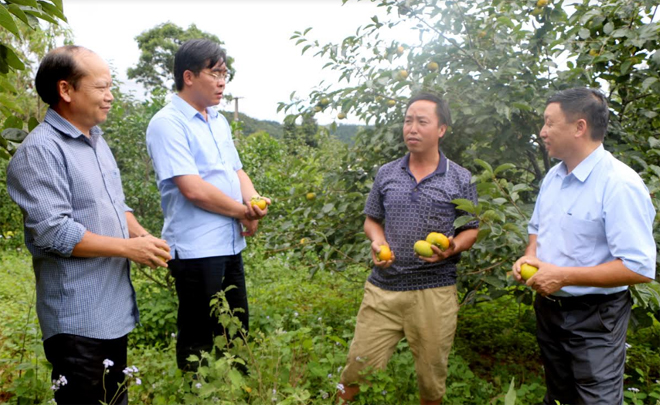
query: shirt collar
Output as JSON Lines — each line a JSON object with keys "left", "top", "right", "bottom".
{"left": 44, "top": 108, "right": 103, "bottom": 139}
{"left": 559, "top": 144, "right": 605, "bottom": 182}
{"left": 401, "top": 151, "right": 449, "bottom": 176}
{"left": 172, "top": 94, "right": 219, "bottom": 121}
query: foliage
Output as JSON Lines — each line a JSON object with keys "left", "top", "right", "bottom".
{"left": 0, "top": 0, "right": 67, "bottom": 160}
{"left": 127, "top": 22, "right": 235, "bottom": 93}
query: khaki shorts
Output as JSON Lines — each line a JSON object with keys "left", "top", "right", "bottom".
{"left": 340, "top": 281, "right": 459, "bottom": 401}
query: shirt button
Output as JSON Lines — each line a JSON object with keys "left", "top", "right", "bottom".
{"left": 414, "top": 188, "right": 418, "bottom": 191}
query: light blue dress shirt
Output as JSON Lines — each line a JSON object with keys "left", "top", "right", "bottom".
{"left": 6, "top": 109, "right": 138, "bottom": 340}
{"left": 529, "top": 144, "right": 656, "bottom": 297}
{"left": 146, "top": 95, "right": 246, "bottom": 259}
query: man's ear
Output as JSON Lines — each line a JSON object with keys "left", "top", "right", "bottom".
{"left": 183, "top": 70, "right": 195, "bottom": 87}
{"left": 58, "top": 80, "right": 72, "bottom": 103}
{"left": 575, "top": 118, "right": 588, "bottom": 139}
{"left": 438, "top": 124, "right": 448, "bottom": 140}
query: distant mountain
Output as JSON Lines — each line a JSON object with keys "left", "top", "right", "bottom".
{"left": 219, "top": 111, "right": 366, "bottom": 144}
{"left": 220, "top": 111, "right": 283, "bottom": 138}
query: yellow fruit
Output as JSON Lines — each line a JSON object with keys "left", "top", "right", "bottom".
{"left": 478, "top": 31, "right": 487, "bottom": 39}
{"left": 300, "top": 238, "right": 307, "bottom": 245}
{"left": 337, "top": 112, "right": 346, "bottom": 119}
{"left": 398, "top": 69, "right": 409, "bottom": 80}
{"left": 414, "top": 240, "right": 434, "bottom": 257}
{"left": 251, "top": 197, "right": 267, "bottom": 210}
{"left": 387, "top": 99, "right": 396, "bottom": 107}
{"left": 520, "top": 263, "right": 538, "bottom": 281}
{"left": 426, "top": 232, "right": 449, "bottom": 251}
{"left": 320, "top": 98, "right": 330, "bottom": 106}
{"left": 306, "top": 192, "right": 316, "bottom": 201}
{"left": 397, "top": 45, "right": 405, "bottom": 55}
{"left": 589, "top": 49, "right": 599, "bottom": 57}
{"left": 536, "top": 0, "right": 548, "bottom": 6}
{"left": 377, "top": 245, "right": 392, "bottom": 261}
{"left": 426, "top": 61, "right": 439, "bottom": 71}
{"left": 314, "top": 106, "right": 322, "bottom": 112}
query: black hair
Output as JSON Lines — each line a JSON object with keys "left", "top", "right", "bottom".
{"left": 174, "top": 39, "right": 226, "bottom": 91}
{"left": 546, "top": 87, "right": 609, "bottom": 141}
{"left": 35, "top": 45, "right": 87, "bottom": 106}
{"left": 406, "top": 92, "right": 452, "bottom": 127}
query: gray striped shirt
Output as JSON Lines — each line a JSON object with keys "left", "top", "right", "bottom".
{"left": 6, "top": 109, "right": 138, "bottom": 340}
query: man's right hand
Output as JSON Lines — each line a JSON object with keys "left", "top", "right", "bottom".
{"left": 124, "top": 235, "right": 171, "bottom": 269}
{"left": 371, "top": 240, "right": 395, "bottom": 268}
{"left": 512, "top": 255, "right": 538, "bottom": 283}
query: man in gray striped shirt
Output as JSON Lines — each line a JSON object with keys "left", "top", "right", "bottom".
{"left": 6, "top": 46, "right": 171, "bottom": 405}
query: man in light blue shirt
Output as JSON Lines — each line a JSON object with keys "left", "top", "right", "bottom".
{"left": 513, "top": 88, "right": 656, "bottom": 405}
{"left": 146, "top": 39, "right": 268, "bottom": 371}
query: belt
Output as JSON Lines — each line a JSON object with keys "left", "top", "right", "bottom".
{"left": 542, "top": 290, "right": 628, "bottom": 310}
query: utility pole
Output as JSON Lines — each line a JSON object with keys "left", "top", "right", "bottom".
{"left": 233, "top": 97, "right": 244, "bottom": 122}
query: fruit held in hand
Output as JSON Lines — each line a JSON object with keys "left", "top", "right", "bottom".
{"left": 414, "top": 240, "right": 434, "bottom": 257}
{"left": 250, "top": 196, "right": 267, "bottom": 210}
{"left": 426, "top": 232, "right": 449, "bottom": 251}
{"left": 377, "top": 245, "right": 392, "bottom": 261}
{"left": 520, "top": 263, "right": 538, "bottom": 280}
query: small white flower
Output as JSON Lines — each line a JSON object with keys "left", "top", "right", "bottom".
{"left": 103, "top": 359, "right": 114, "bottom": 369}
{"left": 171, "top": 333, "right": 176, "bottom": 338}
{"left": 336, "top": 383, "right": 345, "bottom": 394}
{"left": 272, "top": 389, "right": 277, "bottom": 394}
{"left": 195, "top": 382, "right": 202, "bottom": 389}
{"left": 355, "top": 356, "right": 362, "bottom": 361}
{"left": 131, "top": 365, "right": 139, "bottom": 373}
{"left": 318, "top": 317, "right": 322, "bottom": 321}
{"left": 135, "top": 378, "right": 141, "bottom": 386}
{"left": 123, "top": 367, "right": 133, "bottom": 376}
{"left": 294, "top": 312, "right": 299, "bottom": 317}
{"left": 51, "top": 384, "right": 58, "bottom": 391}
{"left": 328, "top": 373, "right": 333, "bottom": 379}
{"left": 628, "top": 387, "right": 640, "bottom": 393}
{"left": 625, "top": 343, "right": 632, "bottom": 349}
{"left": 58, "top": 375, "right": 67, "bottom": 385}
{"left": 320, "top": 390, "right": 329, "bottom": 399}
{"left": 266, "top": 316, "right": 270, "bottom": 319}
{"left": 382, "top": 390, "right": 388, "bottom": 395}
{"left": 337, "top": 366, "right": 343, "bottom": 372}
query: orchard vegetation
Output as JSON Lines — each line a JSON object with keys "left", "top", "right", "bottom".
{"left": 1, "top": 0, "right": 660, "bottom": 404}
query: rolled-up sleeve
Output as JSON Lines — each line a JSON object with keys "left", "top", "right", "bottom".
{"left": 7, "top": 143, "right": 86, "bottom": 256}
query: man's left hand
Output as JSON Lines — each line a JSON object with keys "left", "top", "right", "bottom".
{"left": 418, "top": 236, "right": 456, "bottom": 263}
{"left": 241, "top": 218, "right": 259, "bottom": 237}
{"left": 526, "top": 261, "right": 566, "bottom": 296}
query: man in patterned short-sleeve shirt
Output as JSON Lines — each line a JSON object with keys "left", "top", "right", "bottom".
{"left": 339, "top": 93, "right": 479, "bottom": 404}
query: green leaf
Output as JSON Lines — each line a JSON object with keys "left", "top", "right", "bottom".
{"left": 0, "top": 44, "right": 25, "bottom": 70}
{"left": 603, "top": 22, "right": 614, "bottom": 35}
{"left": 578, "top": 28, "right": 591, "bottom": 39}
{"left": 37, "top": 1, "right": 66, "bottom": 22}
{"left": 454, "top": 215, "right": 475, "bottom": 229}
{"left": 476, "top": 228, "right": 491, "bottom": 243}
{"left": 7, "top": 4, "right": 30, "bottom": 26}
{"left": 0, "top": 5, "right": 20, "bottom": 37}
{"left": 0, "top": 75, "right": 17, "bottom": 93}
{"left": 504, "top": 377, "right": 517, "bottom": 405}
{"left": 494, "top": 163, "right": 516, "bottom": 175}
{"left": 0, "top": 93, "right": 24, "bottom": 114}
{"left": 6, "top": 0, "right": 39, "bottom": 7}
{"left": 27, "top": 116, "right": 39, "bottom": 131}
{"left": 642, "top": 77, "right": 657, "bottom": 92}
{"left": 474, "top": 158, "right": 493, "bottom": 174}
{"left": 322, "top": 203, "right": 334, "bottom": 213}
{"left": 620, "top": 59, "right": 633, "bottom": 75}
{"left": 511, "top": 102, "right": 532, "bottom": 111}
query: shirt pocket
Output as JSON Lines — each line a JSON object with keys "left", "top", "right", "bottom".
{"left": 426, "top": 201, "right": 456, "bottom": 232}
{"left": 559, "top": 214, "right": 604, "bottom": 265}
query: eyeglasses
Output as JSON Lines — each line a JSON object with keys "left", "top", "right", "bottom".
{"left": 202, "top": 70, "right": 229, "bottom": 82}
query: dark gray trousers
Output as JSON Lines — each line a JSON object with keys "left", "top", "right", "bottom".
{"left": 534, "top": 290, "right": 631, "bottom": 405}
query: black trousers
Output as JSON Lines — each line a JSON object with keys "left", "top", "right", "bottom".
{"left": 169, "top": 253, "right": 249, "bottom": 371}
{"left": 43, "top": 333, "right": 128, "bottom": 405}
{"left": 534, "top": 290, "right": 631, "bottom": 405}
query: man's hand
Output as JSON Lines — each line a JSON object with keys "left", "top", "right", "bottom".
{"left": 512, "top": 255, "right": 538, "bottom": 283}
{"left": 124, "top": 235, "right": 171, "bottom": 269}
{"left": 418, "top": 236, "right": 456, "bottom": 263}
{"left": 245, "top": 196, "right": 271, "bottom": 220}
{"left": 240, "top": 218, "right": 259, "bottom": 237}
{"left": 512, "top": 256, "right": 566, "bottom": 296}
{"left": 371, "top": 240, "right": 395, "bottom": 268}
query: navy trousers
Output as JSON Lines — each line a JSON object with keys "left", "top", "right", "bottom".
{"left": 169, "top": 253, "right": 249, "bottom": 371}
{"left": 44, "top": 333, "right": 128, "bottom": 405}
{"left": 534, "top": 290, "right": 631, "bottom": 405}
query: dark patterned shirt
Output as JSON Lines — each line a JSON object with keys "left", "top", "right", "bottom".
{"left": 365, "top": 152, "right": 478, "bottom": 291}
{"left": 6, "top": 109, "right": 138, "bottom": 340}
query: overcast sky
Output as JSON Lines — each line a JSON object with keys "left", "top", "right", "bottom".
{"left": 61, "top": 0, "right": 411, "bottom": 125}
